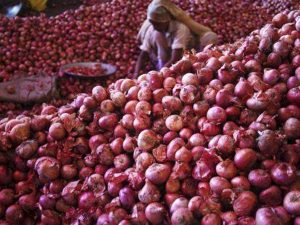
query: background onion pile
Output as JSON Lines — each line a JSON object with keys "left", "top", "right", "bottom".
{"left": 1, "top": 0, "right": 299, "bottom": 114}
{"left": 0, "top": 9, "right": 300, "bottom": 225}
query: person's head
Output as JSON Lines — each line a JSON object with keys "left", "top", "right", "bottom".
{"left": 147, "top": 6, "right": 171, "bottom": 32}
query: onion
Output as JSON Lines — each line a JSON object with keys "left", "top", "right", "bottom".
{"left": 119, "top": 187, "right": 136, "bottom": 209}
{"left": 182, "top": 73, "right": 199, "bottom": 86}
{"left": 100, "top": 100, "right": 115, "bottom": 113}
{"left": 266, "top": 52, "right": 282, "bottom": 68}
{"left": 259, "top": 185, "right": 282, "bottom": 206}
{"left": 153, "top": 88, "right": 168, "bottom": 103}
{"left": 256, "top": 207, "right": 290, "bottom": 225}
{"left": 34, "top": 156, "right": 60, "bottom": 182}
{"left": 39, "top": 195, "right": 56, "bottom": 210}
{"left": 234, "top": 148, "right": 257, "bottom": 171}
{"left": 162, "top": 96, "right": 182, "bottom": 112}
{"left": 201, "top": 213, "right": 222, "bottom": 225}
{"left": 136, "top": 152, "right": 155, "bottom": 172}
{"left": 263, "top": 69, "right": 280, "bottom": 85}
{"left": 233, "top": 191, "right": 257, "bottom": 216}
{"left": 283, "top": 118, "right": 300, "bottom": 139}
{"left": 92, "top": 85, "right": 107, "bottom": 102}
{"left": 9, "top": 123, "right": 30, "bottom": 143}
{"left": 5, "top": 204, "right": 25, "bottom": 224}
{"left": 209, "top": 176, "right": 231, "bottom": 195}
{"left": 216, "top": 135, "right": 235, "bottom": 155}
{"left": 283, "top": 191, "right": 300, "bottom": 216}
{"left": 165, "top": 115, "right": 183, "bottom": 131}
{"left": 137, "top": 129, "right": 158, "bottom": 151}
{"left": 61, "top": 164, "right": 77, "bottom": 180}
{"left": 145, "top": 163, "right": 171, "bottom": 184}
{"left": 170, "top": 197, "right": 189, "bottom": 213}
{"left": 248, "top": 169, "right": 271, "bottom": 189}
{"left": 146, "top": 71, "right": 163, "bottom": 90}
{"left": 152, "top": 144, "right": 167, "bottom": 163}
{"left": 179, "top": 85, "right": 198, "bottom": 104}
{"left": 163, "top": 77, "right": 176, "bottom": 91}
{"left": 197, "top": 67, "right": 214, "bottom": 85}
{"left": 138, "top": 180, "right": 161, "bottom": 204}
{"left": 98, "top": 114, "right": 118, "bottom": 131}
{"left": 89, "top": 135, "right": 107, "bottom": 152}
{"left": 96, "top": 144, "right": 114, "bottom": 166}
{"left": 257, "top": 130, "right": 281, "bottom": 157}
{"left": 171, "top": 208, "right": 195, "bottom": 225}
{"left": 271, "top": 162, "right": 296, "bottom": 185}
{"left": 207, "top": 106, "right": 227, "bottom": 124}
{"left": 217, "top": 65, "right": 238, "bottom": 84}
{"left": 114, "top": 154, "right": 131, "bottom": 171}
{"left": 145, "top": 202, "right": 166, "bottom": 225}
{"left": 48, "top": 123, "right": 66, "bottom": 141}
{"left": 138, "top": 87, "right": 152, "bottom": 101}
{"left": 216, "top": 160, "right": 237, "bottom": 179}
{"left": 16, "top": 140, "right": 38, "bottom": 159}
{"left": 0, "top": 189, "right": 15, "bottom": 206}
{"left": 246, "top": 92, "right": 270, "bottom": 111}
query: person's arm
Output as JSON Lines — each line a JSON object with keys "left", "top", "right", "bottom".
{"left": 132, "top": 50, "right": 149, "bottom": 78}
{"left": 163, "top": 48, "right": 183, "bottom": 68}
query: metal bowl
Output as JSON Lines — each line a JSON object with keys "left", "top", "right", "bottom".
{"left": 60, "top": 62, "right": 117, "bottom": 79}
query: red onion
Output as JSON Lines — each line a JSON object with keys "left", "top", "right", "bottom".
{"left": 283, "top": 191, "right": 300, "bottom": 216}
{"left": 197, "top": 67, "right": 214, "bottom": 85}
{"left": 233, "top": 191, "right": 257, "bottom": 216}
{"left": 263, "top": 69, "right": 280, "bottom": 85}
{"left": 248, "top": 169, "right": 271, "bottom": 189}
{"left": 163, "top": 77, "right": 176, "bottom": 91}
{"left": 5, "top": 204, "right": 24, "bottom": 224}
{"left": 171, "top": 208, "right": 195, "bottom": 225}
{"left": 34, "top": 156, "right": 60, "bottom": 182}
{"left": 234, "top": 148, "right": 257, "bottom": 171}
{"left": 257, "top": 130, "right": 282, "bottom": 157}
{"left": 119, "top": 187, "right": 136, "bottom": 209}
{"left": 271, "top": 162, "right": 296, "bottom": 185}
{"left": 162, "top": 96, "right": 182, "bottom": 112}
{"left": 283, "top": 118, "right": 300, "bottom": 139}
{"left": 216, "top": 160, "right": 237, "bottom": 179}
{"left": 145, "top": 163, "right": 171, "bottom": 185}
{"left": 201, "top": 213, "right": 222, "bottom": 225}
{"left": 231, "top": 176, "right": 251, "bottom": 192}
{"left": 165, "top": 115, "right": 183, "bottom": 131}
{"left": 138, "top": 180, "right": 161, "bottom": 204}
{"left": 207, "top": 106, "right": 227, "bottom": 124}
{"left": 179, "top": 85, "right": 198, "bottom": 104}
{"left": 259, "top": 185, "right": 282, "bottom": 206}
{"left": 145, "top": 202, "right": 166, "bottom": 225}
{"left": 0, "top": 189, "right": 15, "bottom": 206}
{"left": 209, "top": 176, "right": 231, "bottom": 195}
{"left": 146, "top": 71, "right": 163, "bottom": 90}
{"left": 98, "top": 114, "right": 118, "bottom": 131}
{"left": 92, "top": 85, "right": 107, "bottom": 102}
{"left": 137, "top": 129, "right": 158, "bottom": 151}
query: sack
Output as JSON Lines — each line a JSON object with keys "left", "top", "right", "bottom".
{"left": 0, "top": 73, "right": 59, "bottom": 104}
